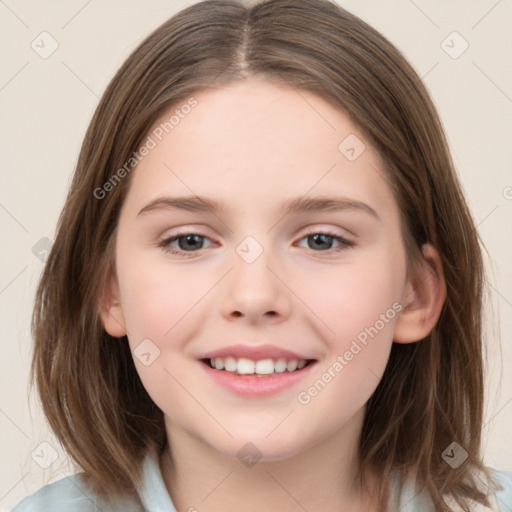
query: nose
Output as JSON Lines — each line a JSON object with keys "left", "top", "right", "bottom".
{"left": 220, "top": 243, "right": 292, "bottom": 324}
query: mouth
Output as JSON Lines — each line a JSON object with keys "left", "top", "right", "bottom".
{"left": 200, "top": 357, "right": 317, "bottom": 377}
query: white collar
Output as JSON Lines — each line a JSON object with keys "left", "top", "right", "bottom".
{"left": 138, "top": 451, "right": 177, "bottom": 512}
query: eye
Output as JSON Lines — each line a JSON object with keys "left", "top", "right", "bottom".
{"left": 158, "top": 232, "right": 215, "bottom": 256}
{"left": 296, "top": 230, "right": 354, "bottom": 253}
{"left": 158, "top": 229, "right": 354, "bottom": 257}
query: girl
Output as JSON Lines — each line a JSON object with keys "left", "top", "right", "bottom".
{"left": 11, "top": 0, "right": 512, "bottom": 511}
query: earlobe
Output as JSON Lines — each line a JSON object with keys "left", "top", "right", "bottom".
{"left": 393, "top": 244, "right": 446, "bottom": 344}
{"left": 98, "top": 274, "right": 127, "bottom": 338}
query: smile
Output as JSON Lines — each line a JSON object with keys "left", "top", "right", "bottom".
{"left": 199, "top": 357, "right": 317, "bottom": 397}
{"left": 202, "top": 357, "right": 314, "bottom": 376}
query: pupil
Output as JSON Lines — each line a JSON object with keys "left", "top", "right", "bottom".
{"left": 177, "top": 234, "right": 334, "bottom": 252}
{"left": 179, "top": 235, "right": 203, "bottom": 251}
{"left": 310, "top": 234, "right": 332, "bottom": 250}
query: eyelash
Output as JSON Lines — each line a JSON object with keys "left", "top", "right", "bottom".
{"left": 157, "top": 230, "right": 354, "bottom": 257}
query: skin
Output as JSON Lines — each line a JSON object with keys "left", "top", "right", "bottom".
{"left": 101, "top": 76, "right": 445, "bottom": 512}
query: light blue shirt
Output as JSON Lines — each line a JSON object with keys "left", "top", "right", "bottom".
{"left": 10, "top": 451, "right": 512, "bottom": 511}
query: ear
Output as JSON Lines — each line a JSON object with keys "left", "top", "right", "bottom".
{"left": 393, "top": 243, "right": 446, "bottom": 344}
{"left": 98, "top": 273, "right": 127, "bottom": 338}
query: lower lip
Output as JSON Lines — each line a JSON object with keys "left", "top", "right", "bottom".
{"left": 199, "top": 361, "right": 316, "bottom": 397}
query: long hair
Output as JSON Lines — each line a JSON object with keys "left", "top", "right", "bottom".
{"left": 31, "top": 1, "right": 490, "bottom": 509}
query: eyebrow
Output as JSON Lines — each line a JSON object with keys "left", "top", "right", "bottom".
{"left": 137, "top": 194, "right": 380, "bottom": 220}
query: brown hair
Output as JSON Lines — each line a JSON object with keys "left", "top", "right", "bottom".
{"left": 31, "top": 0, "right": 493, "bottom": 509}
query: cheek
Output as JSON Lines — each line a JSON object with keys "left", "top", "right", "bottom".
{"left": 115, "top": 235, "right": 406, "bottom": 426}
{"left": 292, "top": 281, "right": 400, "bottom": 435}
{"left": 290, "top": 253, "right": 405, "bottom": 410}
{"left": 116, "top": 253, "right": 215, "bottom": 396}
{"left": 115, "top": 258, "right": 208, "bottom": 416}
{"left": 117, "top": 254, "right": 203, "bottom": 342}
{"left": 296, "top": 256, "right": 405, "bottom": 345}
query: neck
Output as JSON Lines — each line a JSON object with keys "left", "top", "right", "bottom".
{"left": 159, "top": 410, "right": 377, "bottom": 512}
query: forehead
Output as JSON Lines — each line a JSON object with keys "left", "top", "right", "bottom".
{"left": 122, "top": 77, "right": 397, "bottom": 223}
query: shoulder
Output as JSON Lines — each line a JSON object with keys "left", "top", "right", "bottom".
{"left": 394, "top": 468, "right": 512, "bottom": 512}
{"left": 440, "top": 469, "right": 512, "bottom": 512}
{"left": 9, "top": 472, "right": 142, "bottom": 512}
{"left": 10, "top": 451, "right": 175, "bottom": 512}
{"left": 491, "top": 469, "right": 512, "bottom": 511}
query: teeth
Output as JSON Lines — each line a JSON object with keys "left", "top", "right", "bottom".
{"left": 255, "top": 359, "right": 274, "bottom": 374}
{"left": 274, "top": 358, "right": 287, "bottom": 373}
{"left": 207, "top": 356, "right": 310, "bottom": 375}
{"left": 224, "top": 356, "right": 237, "bottom": 372}
{"left": 237, "top": 358, "right": 255, "bottom": 375}
{"left": 286, "top": 360, "right": 298, "bottom": 372}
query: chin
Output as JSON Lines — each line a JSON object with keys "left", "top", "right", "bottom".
{"left": 205, "top": 429, "right": 311, "bottom": 465}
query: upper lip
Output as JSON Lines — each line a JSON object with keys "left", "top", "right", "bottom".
{"left": 198, "top": 344, "right": 315, "bottom": 361}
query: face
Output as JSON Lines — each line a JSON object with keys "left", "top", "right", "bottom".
{"left": 103, "top": 77, "right": 412, "bottom": 461}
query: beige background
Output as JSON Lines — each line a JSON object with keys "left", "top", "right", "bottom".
{"left": 0, "top": 0, "right": 511, "bottom": 508}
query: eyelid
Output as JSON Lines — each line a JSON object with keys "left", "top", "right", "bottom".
{"left": 158, "top": 224, "right": 353, "bottom": 243}
{"left": 295, "top": 228, "right": 354, "bottom": 251}
{"left": 157, "top": 233, "right": 214, "bottom": 258}
{"left": 157, "top": 226, "right": 213, "bottom": 243}
{"left": 157, "top": 225, "right": 355, "bottom": 257}
{"left": 295, "top": 223, "right": 355, "bottom": 243}
{"left": 158, "top": 229, "right": 215, "bottom": 248}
